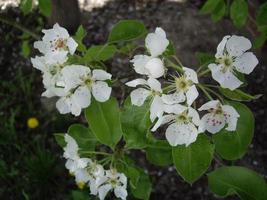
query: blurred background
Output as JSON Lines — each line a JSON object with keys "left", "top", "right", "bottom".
{"left": 0, "top": 0, "right": 266, "bottom": 199}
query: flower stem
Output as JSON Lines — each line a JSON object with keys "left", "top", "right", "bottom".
{"left": 197, "top": 84, "right": 213, "bottom": 100}
{"left": 0, "top": 16, "right": 40, "bottom": 40}
{"left": 166, "top": 58, "right": 183, "bottom": 73}
{"left": 203, "top": 86, "right": 225, "bottom": 103}
{"left": 79, "top": 151, "right": 111, "bottom": 156}
{"left": 198, "top": 68, "right": 210, "bottom": 77}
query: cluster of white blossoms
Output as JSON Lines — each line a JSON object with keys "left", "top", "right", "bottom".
{"left": 126, "top": 28, "right": 257, "bottom": 147}
{"left": 64, "top": 134, "right": 127, "bottom": 200}
{"left": 31, "top": 23, "right": 112, "bottom": 116}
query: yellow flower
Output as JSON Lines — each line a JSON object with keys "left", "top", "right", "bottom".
{"left": 27, "top": 117, "right": 39, "bottom": 129}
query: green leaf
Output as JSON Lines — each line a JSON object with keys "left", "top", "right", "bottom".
{"left": 256, "top": 2, "right": 267, "bottom": 27}
{"left": 108, "top": 20, "right": 147, "bottom": 43}
{"left": 71, "top": 190, "right": 92, "bottom": 200}
{"left": 163, "top": 41, "right": 176, "bottom": 56}
{"left": 230, "top": 0, "right": 248, "bottom": 28}
{"left": 211, "top": 0, "right": 226, "bottom": 22}
{"left": 131, "top": 170, "right": 152, "bottom": 200}
{"left": 146, "top": 139, "right": 172, "bottom": 166}
{"left": 54, "top": 133, "right": 66, "bottom": 148}
{"left": 20, "top": 0, "right": 32, "bottom": 15}
{"left": 208, "top": 166, "right": 267, "bottom": 200}
{"left": 74, "top": 25, "right": 87, "bottom": 52}
{"left": 195, "top": 52, "right": 215, "bottom": 67}
{"left": 121, "top": 98, "right": 151, "bottom": 149}
{"left": 200, "top": 0, "right": 221, "bottom": 15}
{"left": 21, "top": 41, "right": 30, "bottom": 58}
{"left": 172, "top": 134, "right": 214, "bottom": 184}
{"left": 213, "top": 101, "right": 254, "bottom": 160}
{"left": 253, "top": 32, "right": 267, "bottom": 48}
{"left": 85, "top": 97, "right": 123, "bottom": 150}
{"left": 219, "top": 88, "right": 262, "bottom": 102}
{"left": 124, "top": 166, "right": 140, "bottom": 189}
{"left": 38, "top": 0, "right": 52, "bottom": 17}
{"left": 84, "top": 45, "right": 117, "bottom": 62}
{"left": 68, "top": 124, "right": 97, "bottom": 152}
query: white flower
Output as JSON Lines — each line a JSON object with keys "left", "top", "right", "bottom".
{"left": 56, "top": 65, "right": 112, "bottom": 116}
{"left": 97, "top": 169, "right": 127, "bottom": 200}
{"left": 152, "top": 105, "right": 201, "bottom": 147}
{"left": 31, "top": 51, "right": 68, "bottom": 97}
{"left": 126, "top": 77, "right": 164, "bottom": 122}
{"left": 209, "top": 35, "right": 258, "bottom": 90}
{"left": 198, "top": 100, "right": 240, "bottom": 134}
{"left": 34, "top": 23, "right": 78, "bottom": 55}
{"left": 130, "top": 27, "right": 169, "bottom": 78}
{"left": 165, "top": 67, "right": 199, "bottom": 106}
{"left": 63, "top": 134, "right": 91, "bottom": 173}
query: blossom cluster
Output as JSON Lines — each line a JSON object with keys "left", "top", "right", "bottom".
{"left": 126, "top": 28, "right": 258, "bottom": 147}
{"left": 64, "top": 134, "right": 127, "bottom": 200}
{"left": 31, "top": 23, "right": 112, "bottom": 116}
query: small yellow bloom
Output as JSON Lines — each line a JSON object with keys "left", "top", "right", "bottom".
{"left": 27, "top": 117, "right": 39, "bottom": 129}
{"left": 76, "top": 182, "right": 85, "bottom": 190}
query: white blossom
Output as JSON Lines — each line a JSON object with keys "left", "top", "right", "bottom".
{"left": 126, "top": 77, "right": 165, "bottom": 122}
{"left": 97, "top": 169, "right": 127, "bottom": 200}
{"left": 198, "top": 100, "right": 240, "bottom": 134}
{"left": 130, "top": 27, "right": 169, "bottom": 78}
{"left": 209, "top": 35, "right": 258, "bottom": 90}
{"left": 56, "top": 65, "right": 112, "bottom": 116}
{"left": 34, "top": 23, "right": 78, "bottom": 55}
{"left": 165, "top": 67, "right": 199, "bottom": 106}
{"left": 152, "top": 104, "right": 201, "bottom": 147}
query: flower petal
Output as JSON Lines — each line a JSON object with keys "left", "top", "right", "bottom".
{"left": 215, "top": 35, "right": 230, "bottom": 58}
{"left": 233, "top": 52, "right": 258, "bottom": 74}
{"left": 98, "top": 184, "right": 112, "bottom": 200}
{"left": 151, "top": 114, "right": 175, "bottom": 132}
{"left": 92, "top": 69, "right": 112, "bottom": 81}
{"left": 188, "top": 107, "right": 200, "bottom": 126}
{"left": 226, "top": 35, "right": 252, "bottom": 57}
{"left": 150, "top": 95, "right": 164, "bottom": 122}
{"left": 186, "top": 85, "right": 198, "bottom": 106}
{"left": 73, "top": 86, "right": 91, "bottom": 108}
{"left": 145, "top": 27, "right": 169, "bottom": 57}
{"left": 125, "top": 78, "right": 147, "bottom": 87}
{"left": 130, "top": 88, "right": 150, "bottom": 106}
{"left": 92, "top": 81, "right": 111, "bottom": 102}
{"left": 164, "top": 104, "right": 187, "bottom": 114}
{"left": 147, "top": 77, "right": 162, "bottom": 92}
{"left": 114, "top": 186, "right": 128, "bottom": 200}
{"left": 162, "top": 92, "right": 185, "bottom": 104}
{"left": 209, "top": 63, "right": 243, "bottom": 90}
{"left": 183, "top": 67, "right": 198, "bottom": 83}
{"left": 198, "top": 100, "right": 220, "bottom": 111}
{"left": 130, "top": 55, "right": 150, "bottom": 75}
{"left": 67, "top": 37, "right": 78, "bottom": 55}
{"left": 200, "top": 113, "right": 225, "bottom": 134}
{"left": 145, "top": 57, "right": 165, "bottom": 78}
{"left": 222, "top": 105, "right": 240, "bottom": 131}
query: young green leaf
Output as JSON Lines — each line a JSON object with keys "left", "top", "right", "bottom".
{"left": 131, "top": 170, "right": 152, "bottom": 200}
{"left": 195, "top": 52, "right": 214, "bottom": 67}
{"left": 163, "top": 41, "right": 176, "bottom": 56}
{"left": 121, "top": 98, "right": 151, "bottom": 149}
{"left": 199, "top": 0, "right": 221, "bottom": 15}
{"left": 253, "top": 32, "right": 267, "bottom": 48}
{"left": 84, "top": 45, "right": 117, "bottom": 62}
{"left": 211, "top": 0, "right": 226, "bottom": 22}
{"left": 20, "top": 0, "right": 33, "bottom": 15}
{"left": 85, "top": 97, "right": 123, "bottom": 150}
{"left": 108, "top": 20, "right": 147, "bottom": 43}
{"left": 256, "top": 2, "right": 267, "bottom": 27}
{"left": 230, "top": 0, "right": 248, "bottom": 28}
{"left": 212, "top": 101, "right": 254, "bottom": 160}
{"left": 21, "top": 41, "right": 31, "bottom": 58}
{"left": 38, "top": 0, "right": 52, "bottom": 17}
{"left": 74, "top": 25, "right": 87, "bottom": 52}
{"left": 54, "top": 133, "right": 66, "bottom": 148}
{"left": 172, "top": 134, "right": 214, "bottom": 184}
{"left": 219, "top": 88, "right": 262, "bottom": 102}
{"left": 208, "top": 166, "right": 267, "bottom": 200}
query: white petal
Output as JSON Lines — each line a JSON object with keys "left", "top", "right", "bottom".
{"left": 164, "top": 104, "right": 187, "bottom": 114}
{"left": 76, "top": 158, "right": 91, "bottom": 168}
{"left": 130, "top": 88, "right": 150, "bottom": 106}
{"left": 145, "top": 27, "right": 169, "bottom": 57}
{"left": 183, "top": 67, "right": 198, "bottom": 83}
{"left": 130, "top": 55, "right": 150, "bottom": 75}
{"left": 145, "top": 57, "right": 165, "bottom": 78}
{"left": 31, "top": 56, "right": 46, "bottom": 72}
{"left": 98, "top": 184, "right": 112, "bottom": 200}
{"left": 215, "top": 35, "right": 230, "bottom": 58}
{"left": 67, "top": 37, "right": 78, "bottom": 55}
{"left": 200, "top": 113, "right": 225, "bottom": 134}
{"left": 233, "top": 52, "right": 258, "bottom": 74}
{"left": 92, "top": 69, "right": 112, "bottom": 80}
{"left": 209, "top": 63, "right": 242, "bottom": 90}
{"left": 65, "top": 159, "right": 77, "bottom": 172}
{"left": 147, "top": 77, "right": 162, "bottom": 92}
{"left": 114, "top": 186, "right": 128, "bottom": 200}
{"left": 150, "top": 95, "right": 164, "bottom": 122}
{"left": 56, "top": 97, "right": 71, "bottom": 114}
{"left": 73, "top": 86, "right": 91, "bottom": 108}
{"left": 185, "top": 85, "right": 198, "bottom": 106}
{"left": 118, "top": 173, "right": 127, "bottom": 186}
{"left": 198, "top": 100, "right": 220, "bottom": 111}
{"left": 222, "top": 105, "right": 240, "bottom": 131}
{"left": 188, "top": 107, "right": 200, "bottom": 126}
{"left": 162, "top": 92, "right": 185, "bottom": 104}
{"left": 33, "top": 41, "right": 47, "bottom": 54}
{"left": 75, "top": 168, "right": 90, "bottom": 183}
{"left": 125, "top": 78, "right": 147, "bottom": 87}
{"left": 226, "top": 35, "right": 252, "bottom": 57}
{"left": 53, "top": 23, "right": 69, "bottom": 38}
{"left": 89, "top": 178, "right": 98, "bottom": 195}
{"left": 92, "top": 81, "right": 111, "bottom": 102}
{"left": 151, "top": 114, "right": 175, "bottom": 132}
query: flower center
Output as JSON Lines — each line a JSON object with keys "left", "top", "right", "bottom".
{"left": 51, "top": 38, "right": 68, "bottom": 51}
{"left": 151, "top": 90, "right": 161, "bottom": 96}
{"left": 217, "top": 54, "right": 233, "bottom": 73}
{"left": 175, "top": 76, "right": 191, "bottom": 92}
{"left": 176, "top": 111, "right": 191, "bottom": 124}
